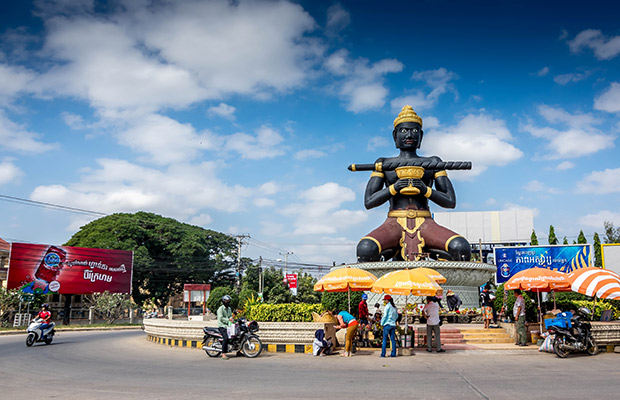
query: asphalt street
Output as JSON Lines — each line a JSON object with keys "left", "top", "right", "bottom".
{"left": 0, "top": 330, "right": 618, "bottom": 399}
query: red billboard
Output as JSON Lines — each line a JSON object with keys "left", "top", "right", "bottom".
{"left": 7, "top": 243, "right": 133, "bottom": 295}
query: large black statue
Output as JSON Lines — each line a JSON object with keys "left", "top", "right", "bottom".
{"left": 351, "top": 105, "right": 472, "bottom": 262}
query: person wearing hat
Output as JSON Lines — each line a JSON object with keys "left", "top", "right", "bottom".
{"left": 380, "top": 295, "right": 398, "bottom": 357}
{"left": 356, "top": 105, "right": 471, "bottom": 263}
{"left": 358, "top": 293, "right": 370, "bottom": 326}
{"left": 446, "top": 290, "right": 462, "bottom": 312}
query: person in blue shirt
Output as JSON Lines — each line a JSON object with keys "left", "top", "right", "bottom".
{"left": 332, "top": 308, "right": 358, "bottom": 357}
{"left": 380, "top": 295, "right": 398, "bottom": 357}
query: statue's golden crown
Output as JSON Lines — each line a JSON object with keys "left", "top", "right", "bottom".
{"left": 393, "top": 105, "right": 422, "bottom": 128}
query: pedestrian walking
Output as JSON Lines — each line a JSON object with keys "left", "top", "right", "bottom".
{"left": 380, "top": 295, "right": 398, "bottom": 357}
{"left": 513, "top": 289, "right": 527, "bottom": 346}
{"left": 423, "top": 296, "right": 444, "bottom": 352}
{"left": 481, "top": 283, "right": 494, "bottom": 329}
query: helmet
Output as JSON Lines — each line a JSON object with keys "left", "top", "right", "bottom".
{"left": 361, "top": 294, "right": 368, "bottom": 300}
{"left": 221, "top": 295, "right": 231, "bottom": 305}
{"left": 383, "top": 295, "right": 392, "bottom": 301}
{"left": 41, "top": 303, "right": 49, "bottom": 310}
{"left": 578, "top": 307, "right": 592, "bottom": 317}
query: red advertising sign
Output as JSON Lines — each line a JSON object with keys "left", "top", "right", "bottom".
{"left": 286, "top": 273, "right": 298, "bottom": 296}
{"left": 7, "top": 243, "right": 133, "bottom": 295}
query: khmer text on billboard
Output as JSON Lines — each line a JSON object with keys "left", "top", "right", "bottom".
{"left": 7, "top": 243, "right": 133, "bottom": 294}
{"left": 494, "top": 244, "right": 590, "bottom": 283}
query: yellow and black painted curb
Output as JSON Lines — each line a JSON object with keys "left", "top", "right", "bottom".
{"left": 147, "top": 334, "right": 312, "bottom": 354}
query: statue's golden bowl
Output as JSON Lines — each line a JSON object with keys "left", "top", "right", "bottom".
{"left": 395, "top": 166, "right": 425, "bottom": 195}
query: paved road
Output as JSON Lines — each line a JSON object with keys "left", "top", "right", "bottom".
{"left": 1, "top": 330, "right": 618, "bottom": 399}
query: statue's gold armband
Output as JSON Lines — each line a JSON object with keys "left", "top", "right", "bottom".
{"left": 424, "top": 187, "right": 432, "bottom": 198}
{"left": 389, "top": 184, "right": 398, "bottom": 196}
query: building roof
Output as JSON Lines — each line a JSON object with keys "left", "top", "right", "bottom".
{"left": 0, "top": 238, "right": 9, "bottom": 252}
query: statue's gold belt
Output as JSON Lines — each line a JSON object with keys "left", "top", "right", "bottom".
{"left": 388, "top": 210, "right": 431, "bottom": 218}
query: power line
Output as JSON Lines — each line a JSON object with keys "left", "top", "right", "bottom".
{"left": 0, "top": 194, "right": 107, "bottom": 216}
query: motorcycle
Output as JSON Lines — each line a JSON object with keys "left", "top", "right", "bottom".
{"left": 26, "top": 318, "right": 56, "bottom": 347}
{"left": 546, "top": 307, "right": 598, "bottom": 358}
{"left": 202, "top": 317, "right": 263, "bottom": 358}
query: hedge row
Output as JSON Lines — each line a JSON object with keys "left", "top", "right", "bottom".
{"left": 244, "top": 303, "right": 325, "bottom": 322}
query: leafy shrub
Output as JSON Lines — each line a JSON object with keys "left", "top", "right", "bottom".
{"left": 206, "top": 287, "right": 238, "bottom": 313}
{"left": 239, "top": 288, "right": 258, "bottom": 309}
{"left": 245, "top": 303, "right": 324, "bottom": 322}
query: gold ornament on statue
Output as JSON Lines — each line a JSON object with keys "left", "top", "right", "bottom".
{"left": 395, "top": 166, "right": 425, "bottom": 195}
{"left": 393, "top": 105, "right": 423, "bottom": 128}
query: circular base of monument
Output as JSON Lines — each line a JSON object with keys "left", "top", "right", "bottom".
{"left": 343, "top": 260, "right": 496, "bottom": 309}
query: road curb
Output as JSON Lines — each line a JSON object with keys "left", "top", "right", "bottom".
{"left": 146, "top": 334, "right": 313, "bottom": 354}
{"left": 0, "top": 326, "right": 143, "bottom": 335}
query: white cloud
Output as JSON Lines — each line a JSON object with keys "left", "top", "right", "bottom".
{"left": 224, "top": 125, "right": 285, "bottom": 160}
{"left": 0, "top": 111, "right": 58, "bottom": 154}
{"left": 522, "top": 180, "right": 563, "bottom": 195}
{"left": 281, "top": 182, "right": 367, "bottom": 235}
{"left": 422, "top": 113, "right": 523, "bottom": 178}
{"left": 553, "top": 71, "right": 591, "bottom": 85}
{"left": 294, "top": 149, "right": 327, "bottom": 160}
{"left": 325, "top": 49, "right": 403, "bottom": 112}
{"left": 29, "top": 159, "right": 253, "bottom": 224}
{"left": 0, "top": 63, "right": 36, "bottom": 104}
{"left": 207, "top": 103, "right": 236, "bottom": 120}
{"left": 258, "top": 182, "right": 279, "bottom": 196}
{"left": 253, "top": 198, "right": 275, "bottom": 207}
{"left": 187, "top": 213, "right": 213, "bottom": 227}
{"left": 576, "top": 168, "right": 620, "bottom": 194}
{"left": 118, "top": 114, "right": 219, "bottom": 165}
{"left": 0, "top": 159, "right": 23, "bottom": 185}
{"left": 594, "top": 82, "right": 620, "bottom": 113}
{"left": 523, "top": 105, "right": 615, "bottom": 159}
{"left": 325, "top": 4, "right": 350, "bottom": 38}
{"left": 568, "top": 29, "right": 620, "bottom": 60}
{"left": 31, "top": 0, "right": 321, "bottom": 115}
{"left": 367, "top": 136, "right": 390, "bottom": 151}
{"left": 391, "top": 68, "right": 458, "bottom": 112}
{"left": 578, "top": 210, "right": 620, "bottom": 229}
{"left": 503, "top": 203, "right": 540, "bottom": 217}
{"left": 556, "top": 161, "right": 575, "bottom": 170}
{"left": 536, "top": 67, "right": 550, "bottom": 77}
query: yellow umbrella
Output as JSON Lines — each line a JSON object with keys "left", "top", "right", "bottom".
{"left": 412, "top": 267, "right": 447, "bottom": 284}
{"left": 314, "top": 266, "right": 377, "bottom": 312}
{"left": 371, "top": 268, "right": 443, "bottom": 297}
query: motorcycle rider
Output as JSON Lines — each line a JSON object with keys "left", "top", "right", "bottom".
{"left": 37, "top": 303, "right": 52, "bottom": 332}
{"left": 217, "top": 295, "right": 234, "bottom": 360}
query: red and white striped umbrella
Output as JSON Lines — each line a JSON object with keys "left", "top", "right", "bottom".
{"left": 567, "top": 267, "right": 620, "bottom": 300}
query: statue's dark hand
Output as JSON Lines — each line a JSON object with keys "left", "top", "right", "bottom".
{"left": 409, "top": 179, "right": 428, "bottom": 193}
{"left": 393, "top": 179, "right": 410, "bottom": 192}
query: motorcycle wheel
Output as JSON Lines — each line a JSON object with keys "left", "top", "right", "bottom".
{"left": 203, "top": 336, "right": 221, "bottom": 358}
{"left": 26, "top": 333, "right": 36, "bottom": 347}
{"left": 242, "top": 336, "right": 263, "bottom": 358}
{"left": 44, "top": 336, "right": 53, "bottom": 345}
{"left": 586, "top": 336, "right": 598, "bottom": 355}
{"left": 553, "top": 336, "right": 569, "bottom": 358}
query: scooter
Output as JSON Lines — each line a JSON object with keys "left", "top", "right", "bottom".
{"left": 202, "top": 317, "right": 263, "bottom": 358}
{"left": 26, "top": 318, "right": 55, "bottom": 347}
{"left": 546, "top": 307, "right": 598, "bottom": 358}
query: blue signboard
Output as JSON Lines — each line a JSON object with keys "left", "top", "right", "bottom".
{"left": 494, "top": 245, "right": 591, "bottom": 283}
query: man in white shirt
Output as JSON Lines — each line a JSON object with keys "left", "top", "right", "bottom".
{"left": 423, "top": 296, "right": 444, "bottom": 352}
{"left": 513, "top": 289, "right": 527, "bottom": 346}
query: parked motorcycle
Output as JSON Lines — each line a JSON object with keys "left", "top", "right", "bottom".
{"left": 26, "top": 318, "right": 55, "bottom": 347}
{"left": 546, "top": 307, "right": 598, "bottom": 358}
{"left": 202, "top": 317, "right": 263, "bottom": 358}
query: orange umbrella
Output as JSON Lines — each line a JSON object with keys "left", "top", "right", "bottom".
{"left": 505, "top": 267, "right": 570, "bottom": 331}
{"left": 567, "top": 267, "right": 620, "bottom": 300}
{"left": 314, "top": 266, "right": 377, "bottom": 312}
{"left": 371, "top": 268, "right": 442, "bottom": 297}
{"left": 413, "top": 267, "right": 447, "bottom": 284}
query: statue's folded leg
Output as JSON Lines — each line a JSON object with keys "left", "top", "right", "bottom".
{"left": 357, "top": 218, "right": 402, "bottom": 262}
{"left": 420, "top": 219, "right": 472, "bottom": 261}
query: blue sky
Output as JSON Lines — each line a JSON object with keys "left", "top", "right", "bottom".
{"left": 1, "top": 0, "right": 619, "bottom": 268}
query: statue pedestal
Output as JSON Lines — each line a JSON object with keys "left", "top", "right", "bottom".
{"left": 341, "top": 261, "right": 497, "bottom": 309}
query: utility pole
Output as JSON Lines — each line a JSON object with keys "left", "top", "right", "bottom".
{"left": 258, "top": 256, "right": 263, "bottom": 294}
{"left": 279, "top": 251, "right": 293, "bottom": 276}
{"left": 234, "top": 234, "right": 250, "bottom": 292}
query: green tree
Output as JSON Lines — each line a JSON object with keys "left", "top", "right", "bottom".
{"left": 64, "top": 212, "right": 238, "bottom": 306}
{"left": 530, "top": 230, "right": 538, "bottom": 245}
{"left": 604, "top": 221, "right": 620, "bottom": 243}
{"left": 593, "top": 233, "right": 602, "bottom": 268}
{"left": 548, "top": 225, "right": 558, "bottom": 245}
{"left": 206, "top": 286, "right": 239, "bottom": 312}
{"left": 562, "top": 236, "right": 568, "bottom": 245}
{"left": 294, "top": 271, "right": 320, "bottom": 304}
{"left": 86, "top": 291, "right": 134, "bottom": 324}
{"left": 321, "top": 291, "right": 363, "bottom": 316}
{"left": 0, "top": 287, "right": 21, "bottom": 325}
{"left": 577, "top": 230, "right": 587, "bottom": 244}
